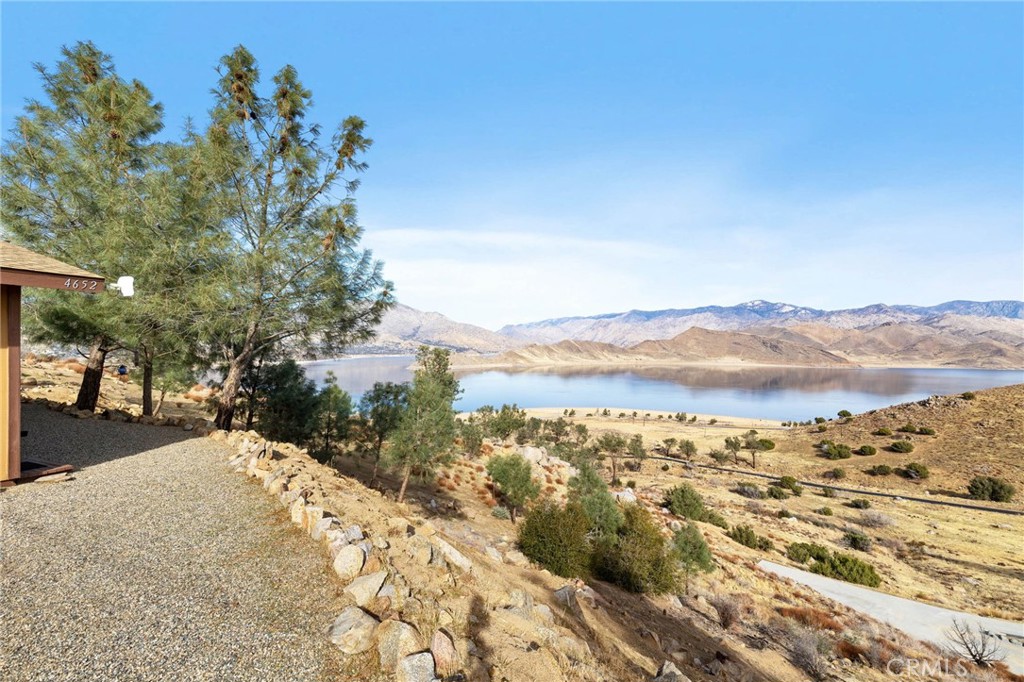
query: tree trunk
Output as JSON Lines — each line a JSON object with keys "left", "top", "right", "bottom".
{"left": 397, "top": 466, "right": 412, "bottom": 503}
{"left": 510, "top": 506, "right": 517, "bottom": 524}
{"left": 154, "top": 388, "right": 166, "bottom": 417}
{"left": 215, "top": 332, "right": 258, "bottom": 431}
{"left": 752, "top": 451, "right": 757, "bottom": 469}
{"left": 611, "top": 456, "right": 618, "bottom": 484}
{"left": 142, "top": 359, "right": 154, "bottom": 416}
{"left": 75, "top": 337, "right": 108, "bottom": 412}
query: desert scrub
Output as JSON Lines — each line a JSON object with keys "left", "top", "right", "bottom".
{"left": 490, "top": 505, "right": 511, "bottom": 520}
{"left": 727, "top": 524, "right": 774, "bottom": 552}
{"left": 847, "top": 498, "right": 871, "bottom": 509}
{"left": 593, "top": 504, "right": 680, "bottom": 594}
{"left": 820, "top": 486, "right": 837, "bottom": 498}
{"left": 844, "top": 531, "right": 872, "bottom": 552}
{"left": 787, "top": 542, "right": 831, "bottom": 564}
{"left": 821, "top": 443, "right": 852, "bottom": 460}
{"left": 517, "top": 500, "right": 590, "bottom": 578}
{"left": 866, "top": 464, "right": 892, "bottom": 476}
{"left": 815, "top": 506, "right": 834, "bottom": 516}
{"left": 733, "top": 483, "right": 765, "bottom": 500}
{"left": 859, "top": 511, "right": 894, "bottom": 528}
{"left": 826, "top": 467, "right": 846, "bottom": 480}
{"left": 899, "top": 462, "right": 929, "bottom": 479}
{"left": 810, "top": 551, "right": 881, "bottom": 587}
{"left": 776, "top": 476, "right": 803, "bottom": 495}
{"left": 916, "top": 427, "right": 936, "bottom": 436}
{"left": 664, "top": 484, "right": 727, "bottom": 527}
{"left": 967, "top": 476, "right": 1016, "bottom": 502}
{"left": 856, "top": 445, "right": 877, "bottom": 456}
{"left": 872, "top": 427, "right": 893, "bottom": 436}
{"left": 889, "top": 440, "right": 914, "bottom": 453}
{"left": 709, "top": 594, "right": 741, "bottom": 629}
{"left": 766, "top": 485, "right": 789, "bottom": 500}
{"left": 960, "top": 391, "right": 976, "bottom": 400}
{"left": 897, "top": 423, "right": 917, "bottom": 434}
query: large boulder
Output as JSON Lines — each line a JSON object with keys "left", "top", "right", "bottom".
{"left": 431, "top": 629, "right": 459, "bottom": 677}
{"left": 345, "top": 570, "right": 388, "bottom": 607}
{"left": 376, "top": 620, "right": 422, "bottom": 669}
{"left": 396, "top": 652, "right": 438, "bottom": 682}
{"left": 332, "top": 544, "right": 365, "bottom": 582}
{"left": 652, "top": 660, "right": 691, "bottom": 682}
{"left": 328, "top": 607, "right": 379, "bottom": 654}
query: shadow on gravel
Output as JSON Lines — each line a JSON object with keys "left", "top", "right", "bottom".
{"left": 20, "top": 403, "right": 197, "bottom": 471}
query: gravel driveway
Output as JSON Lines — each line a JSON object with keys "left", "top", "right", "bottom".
{"left": 1, "top": 404, "right": 348, "bottom": 681}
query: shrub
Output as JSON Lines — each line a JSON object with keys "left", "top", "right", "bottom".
{"left": 778, "top": 606, "right": 843, "bottom": 633}
{"left": 491, "top": 505, "right": 511, "bottom": 520}
{"left": 567, "top": 462, "right": 623, "bottom": 539}
{"left": 814, "top": 417, "right": 827, "bottom": 424}
{"left": 787, "top": 542, "right": 831, "bottom": 564}
{"left": 889, "top": 440, "right": 914, "bottom": 453}
{"left": 816, "top": 425, "right": 828, "bottom": 433}
{"left": 859, "top": 511, "right": 894, "bottom": 528}
{"left": 821, "top": 486, "right": 837, "bottom": 498}
{"left": 727, "top": 524, "right": 774, "bottom": 552}
{"left": 844, "top": 531, "right": 872, "bottom": 552}
{"left": 828, "top": 467, "right": 846, "bottom": 480}
{"left": 708, "top": 449, "right": 729, "bottom": 464}
{"left": 867, "top": 464, "right": 892, "bottom": 476}
{"left": 733, "top": 483, "right": 765, "bottom": 500}
{"left": 856, "top": 445, "right": 877, "bottom": 456}
{"left": 518, "top": 500, "right": 591, "bottom": 577}
{"left": 810, "top": 551, "right": 881, "bottom": 587}
{"left": 961, "top": 391, "right": 976, "bottom": 400}
{"left": 821, "top": 443, "right": 852, "bottom": 460}
{"left": 777, "top": 476, "right": 801, "bottom": 492}
{"left": 872, "top": 427, "right": 893, "bottom": 436}
{"left": 900, "top": 462, "right": 929, "bottom": 479}
{"left": 816, "top": 506, "right": 834, "bottom": 516}
{"left": 709, "top": 595, "right": 740, "bottom": 629}
{"left": 777, "top": 509, "right": 794, "bottom": 518}
{"left": 838, "top": 410, "right": 852, "bottom": 419}
{"left": 766, "top": 486, "right": 789, "bottom": 500}
{"left": 897, "top": 423, "right": 917, "bottom": 434}
{"left": 661, "top": 463, "right": 670, "bottom": 472}
{"left": 967, "top": 476, "right": 1016, "bottom": 502}
{"left": 790, "top": 627, "right": 830, "bottom": 680}
{"left": 593, "top": 505, "right": 680, "bottom": 594}
{"left": 916, "top": 427, "right": 936, "bottom": 436}
{"left": 664, "top": 484, "right": 706, "bottom": 519}
{"left": 708, "top": 418, "right": 718, "bottom": 425}
{"left": 673, "top": 522, "right": 715, "bottom": 585}
{"left": 626, "top": 480, "right": 636, "bottom": 489}
{"left": 757, "top": 438, "right": 776, "bottom": 451}
{"left": 486, "top": 453, "right": 541, "bottom": 522}
{"left": 848, "top": 498, "right": 871, "bottom": 509}
{"left": 701, "top": 509, "right": 729, "bottom": 529}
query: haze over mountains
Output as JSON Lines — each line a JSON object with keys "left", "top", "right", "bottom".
{"left": 355, "top": 300, "right": 1024, "bottom": 369}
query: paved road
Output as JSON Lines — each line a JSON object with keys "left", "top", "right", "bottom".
{"left": 1, "top": 404, "right": 348, "bottom": 682}
{"left": 759, "top": 560, "right": 1024, "bottom": 675}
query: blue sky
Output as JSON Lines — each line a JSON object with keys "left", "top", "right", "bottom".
{"left": 3, "top": 2, "right": 1022, "bottom": 329}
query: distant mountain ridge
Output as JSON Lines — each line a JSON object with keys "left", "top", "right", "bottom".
{"left": 347, "top": 303, "right": 527, "bottom": 354}
{"left": 497, "top": 300, "right": 1024, "bottom": 347}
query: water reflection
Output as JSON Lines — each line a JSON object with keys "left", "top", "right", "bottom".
{"left": 301, "top": 356, "right": 1022, "bottom": 421}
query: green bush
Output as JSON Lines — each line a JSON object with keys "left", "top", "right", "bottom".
{"left": 708, "top": 449, "right": 729, "bottom": 464}
{"left": 821, "top": 443, "right": 852, "bottom": 460}
{"left": 817, "top": 425, "right": 828, "bottom": 433}
{"left": 701, "top": 509, "right": 729, "bottom": 529}
{"left": 487, "top": 453, "right": 541, "bottom": 522}
{"left": 491, "top": 505, "right": 511, "bottom": 520}
{"left": 844, "top": 531, "right": 872, "bottom": 551}
{"left": 867, "top": 464, "right": 893, "bottom": 476}
{"left": 757, "top": 438, "right": 776, "bottom": 451}
{"left": 814, "top": 417, "right": 827, "bottom": 424}
{"left": 872, "top": 427, "right": 893, "bottom": 436}
{"left": 777, "top": 509, "right": 794, "bottom": 518}
{"left": 821, "top": 486, "right": 837, "bottom": 498}
{"left": 727, "top": 524, "right": 774, "bottom": 552}
{"left": 916, "top": 427, "right": 936, "bottom": 436}
{"left": 518, "top": 500, "right": 591, "bottom": 578}
{"left": 889, "top": 440, "right": 915, "bottom": 453}
{"left": 897, "top": 423, "right": 917, "bottom": 434}
{"left": 967, "top": 476, "right": 1016, "bottom": 502}
{"left": 787, "top": 542, "right": 831, "bottom": 564}
{"left": 661, "top": 463, "right": 670, "bottom": 472}
{"left": 900, "top": 462, "right": 929, "bottom": 480}
{"left": 708, "top": 418, "right": 718, "bottom": 425}
{"left": 673, "top": 523, "right": 715, "bottom": 582}
{"left": 567, "top": 462, "right": 623, "bottom": 539}
{"left": 838, "top": 410, "right": 852, "bottom": 419}
{"left": 766, "top": 485, "right": 789, "bottom": 500}
{"left": 778, "top": 475, "right": 800, "bottom": 490}
{"left": 856, "top": 445, "right": 877, "bottom": 456}
{"left": 848, "top": 498, "right": 871, "bottom": 509}
{"left": 665, "top": 483, "right": 728, "bottom": 527}
{"left": 809, "top": 552, "right": 881, "bottom": 587}
{"left": 593, "top": 505, "right": 680, "bottom": 594}
{"left": 828, "top": 467, "right": 847, "bottom": 480}
{"left": 734, "top": 483, "right": 765, "bottom": 499}
{"left": 816, "top": 506, "right": 834, "bottom": 516}
{"left": 961, "top": 392, "right": 976, "bottom": 400}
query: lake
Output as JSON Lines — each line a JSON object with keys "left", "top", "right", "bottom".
{"left": 300, "top": 356, "right": 1023, "bottom": 421}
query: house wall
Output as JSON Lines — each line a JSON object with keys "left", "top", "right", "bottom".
{"left": 1, "top": 284, "right": 21, "bottom": 481}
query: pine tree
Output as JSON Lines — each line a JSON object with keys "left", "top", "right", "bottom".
{"left": 200, "top": 46, "right": 392, "bottom": 430}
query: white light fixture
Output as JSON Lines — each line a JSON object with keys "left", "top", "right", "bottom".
{"left": 109, "top": 276, "right": 135, "bottom": 297}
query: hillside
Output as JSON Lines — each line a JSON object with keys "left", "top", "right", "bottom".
{"left": 452, "top": 327, "right": 853, "bottom": 369}
{"left": 347, "top": 303, "right": 527, "bottom": 354}
{"left": 497, "top": 300, "right": 1024, "bottom": 348}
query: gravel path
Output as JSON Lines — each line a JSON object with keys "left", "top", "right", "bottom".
{"left": 1, "top": 404, "right": 349, "bottom": 681}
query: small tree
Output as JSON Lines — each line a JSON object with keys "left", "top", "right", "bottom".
{"left": 518, "top": 500, "right": 591, "bottom": 578}
{"left": 679, "top": 439, "right": 698, "bottom": 460}
{"left": 486, "top": 454, "right": 540, "bottom": 523}
{"left": 673, "top": 523, "right": 715, "bottom": 593}
{"left": 384, "top": 348, "right": 459, "bottom": 502}
{"left": 724, "top": 436, "right": 742, "bottom": 465}
{"left": 310, "top": 371, "right": 353, "bottom": 462}
{"left": 661, "top": 437, "right": 677, "bottom": 457}
{"left": 626, "top": 433, "right": 647, "bottom": 470}
{"left": 596, "top": 432, "right": 628, "bottom": 484}
{"left": 945, "top": 618, "right": 1005, "bottom": 668}
{"left": 567, "top": 461, "right": 623, "bottom": 539}
{"left": 490, "top": 404, "right": 527, "bottom": 442}
{"left": 358, "top": 381, "right": 410, "bottom": 483}
{"left": 254, "top": 360, "right": 319, "bottom": 444}
{"left": 594, "top": 504, "right": 680, "bottom": 594}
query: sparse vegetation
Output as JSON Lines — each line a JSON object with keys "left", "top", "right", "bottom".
{"left": 766, "top": 485, "right": 789, "bottom": 500}
{"left": 673, "top": 522, "right": 715, "bottom": 590}
{"left": 916, "top": 426, "right": 936, "bottom": 436}
{"left": 665, "top": 484, "right": 728, "bottom": 528}
{"left": 872, "top": 427, "right": 893, "bottom": 436}
{"left": 787, "top": 542, "right": 831, "bottom": 564}
{"left": 867, "top": 464, "right": 893, "bottom": 476}
{"left": 815, "top": 506, "right": 834, "bottom": 516}
{"left": 776, "top": 476, "right": 803, "bottom": 495}
{"left": 733, "top": 483, "right": 765, "bottom": 500}
{"left": 486, "top": 453, "right": 541, "bottom": 523}
{"left": 709, "top": 595, "right": 741, "bottom": 629}
{"left": 848, "top": 498, "right": 871, "bottom": 509}
{"left": 889, "top": 440, "right": 915, "bottom": 453}
{"left": 844, "top": 530, "right": 872, "bottom": 551}
{"left": 960, "top": 391, "right": 976, "bottom": 400}
{"left": 899, "top": 462, "right": 929, "bottom": 480}
{"left": 809, "top": 551, "right": 881, "bottom": 587}
{"left": 856, "top": 445, "right": 877, "bottom": 456}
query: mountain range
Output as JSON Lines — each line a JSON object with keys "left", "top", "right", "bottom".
{"left": 352, "top": 300, "right": 1024, "bottom": 369}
